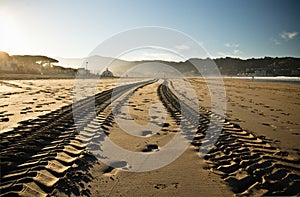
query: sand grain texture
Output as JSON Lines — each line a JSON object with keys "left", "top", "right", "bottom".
{"left": 1, "top": 78, "right": 299, "bottom": 196}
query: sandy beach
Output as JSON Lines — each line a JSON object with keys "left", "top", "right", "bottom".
{"left": 190, "top": 78, "right": 300, "bottom": 158}
{"left": 2, "top": 0, "right": 299, "bottom": 196}
{"left": 0, "top": 78, "right": 299, "bottom": 196}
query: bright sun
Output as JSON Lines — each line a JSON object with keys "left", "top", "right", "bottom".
{"left": 0, "top": 11, "right": 21, "bottom": 54}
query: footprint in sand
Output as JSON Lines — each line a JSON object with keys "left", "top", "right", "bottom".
{"left": 141, "top": 130, "right": 153, "bottom": 136}
{"left": 103, "top": 161, "right": 128, "bottom": 176}
{"left": 0, "top": 117, "right": 9, "bottom": 122}
{"left": 142, "top": 144, "right": 159, "bottom": 152}
{"left": 262, "top": 122, "right": 277, "bottom": 129}
{"left": 154, "top": 184, "right": 167, "bottom": 189}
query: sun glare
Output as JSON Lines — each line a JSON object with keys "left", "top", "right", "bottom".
{"left": 0, "top": 11, "right": 20, "bottom": 54}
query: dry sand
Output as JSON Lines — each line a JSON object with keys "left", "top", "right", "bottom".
{"left": 0, "top": 79, "right": 119, "bottom": 133}
{"left": 0, "top": 79, "right": 74, "bottom": 133}
{"left": 79, "top": 80, "right": 233, "bottom": 196}
{"left": 0, "top": 77, "right": 299, "bottom": 196}
{"left": 188, "top": 78, "right": 300, "bottom": 158}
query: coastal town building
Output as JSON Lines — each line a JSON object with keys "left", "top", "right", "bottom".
{"left": 101, "top": 68, "right": 114, "bottom": 77}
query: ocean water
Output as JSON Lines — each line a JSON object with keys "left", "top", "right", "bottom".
{"left": 228, "top": 76, "right": 300, "bottom": 85}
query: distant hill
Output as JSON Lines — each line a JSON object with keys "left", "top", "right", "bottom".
{"left": 12, "top": 55, "right": 58, "bottom": 64}
{"left": 1, "top": 51, "right": 300, "bottom": 77}
{"left": 55, "top": 55, "right": 140, "bottom": 76}
{"left": 0, "top": 52, "right": 76, "bottom": 76}
{"left": 212, "top": 57, "right": 300, "bottom": 76}
{"left": 56, "top": 55, "right": 300, "bottom": 77}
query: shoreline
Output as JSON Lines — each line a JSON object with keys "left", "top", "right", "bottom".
{"left": 225, "top": 76, "right": 300, "bottom": 85}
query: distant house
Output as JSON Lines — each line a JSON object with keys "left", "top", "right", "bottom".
{"left": 254, "top": 69, "right": 267, "bottom": 76}
{"left": 291, "top": 70, "right": 299, "bottom": 76}
{"left": 77, "top": 68, "right": 90, "bottom": 75}
{"left": 101, "top": 68, "right": 114, "bottom": 77}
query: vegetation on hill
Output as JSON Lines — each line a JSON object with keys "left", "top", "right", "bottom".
{"left": 0, "top": 51, "right": 77, "bottom": 76}
{"left": 1, "top": 51, "right": 299, "bottom": 77}
{"left": 212, "top": 57, "right": 300, "bottom": 76}
{"left": 114, "top": 57, "right": 300, "bottom": 77}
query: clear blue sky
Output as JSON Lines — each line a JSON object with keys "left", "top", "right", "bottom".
{"left": 0, "top": 0, "right": 299, "bottom": 60}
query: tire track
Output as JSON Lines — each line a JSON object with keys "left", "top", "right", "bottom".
{"left": 0, "top": 79, "right": 156, "bottom": 197}
{"left": 158, "top": 79, "right": 300, "bottom": 196}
